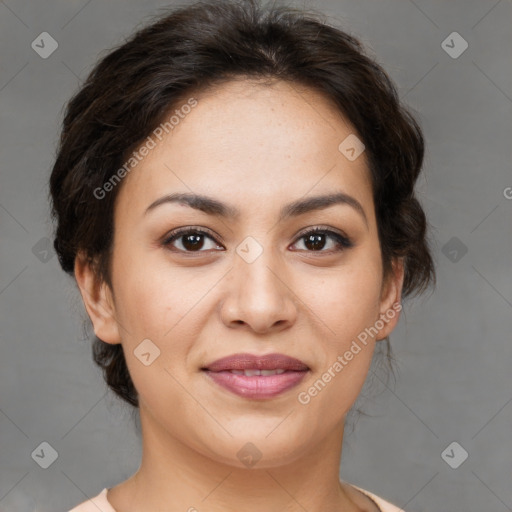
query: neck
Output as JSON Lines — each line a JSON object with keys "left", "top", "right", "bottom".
{"left": 112, "top": 406, "right": 361, "bottom": 512}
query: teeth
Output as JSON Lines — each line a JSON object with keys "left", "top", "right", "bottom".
{"left": 229, "top": 369, "right": 287, "bottom": 376}
{"left": 261, "top": 369, "right": 286, "bottom": 375}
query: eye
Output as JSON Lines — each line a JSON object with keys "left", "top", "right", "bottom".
{"left": 162, "top": 227, "right": 224, "bottom": 253}
{"left": 162, "top": 226, "right": 353, "bottom": 254}
{"left": 290, "top": 227, "right": 353, "bottom": 253}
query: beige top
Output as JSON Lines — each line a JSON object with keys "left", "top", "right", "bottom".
{"left": 68, "top": 484, "right": 406, "bottom": 511}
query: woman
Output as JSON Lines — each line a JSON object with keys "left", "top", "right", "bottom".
{"left": 50, "top": 1, "right": 435, "bottom": 510}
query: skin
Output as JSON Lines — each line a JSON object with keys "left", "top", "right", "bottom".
{"left": 75, "top": 78, "right": 404, "bottom": 512}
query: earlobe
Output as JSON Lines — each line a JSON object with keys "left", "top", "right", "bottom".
{"left": 376, "top": 258, "right": 405, "bottom": 341}
{"left": 74, "top": 252, "right": 122, "bottom": 345}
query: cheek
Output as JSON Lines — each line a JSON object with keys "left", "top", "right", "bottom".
{"left": 298, "top": 254, "right": 383, "bottom": 411}
{"left": 299, "top": 272, "right": 381, "bottom": 424}
{"left": 305, "top": 259, "right": 383, "bottom": 343}
{"left": 111, "top": 245, "right": 185, "bottom": 337}
{"left": 111, "top": 256, "right": 191, "bottom": 407}
{"left": 110, "top": 248, "right": 215, "bottom": 378}
{"left": 106, "top": 249, "right": 163, "bottom": 375}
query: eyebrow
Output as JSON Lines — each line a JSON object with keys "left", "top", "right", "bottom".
{"left": 145, "top": 191, "right": 368, "bottom": 228}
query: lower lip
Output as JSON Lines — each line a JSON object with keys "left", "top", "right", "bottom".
{"left": 204, "top": 370, "right": 308, "bottom": 399}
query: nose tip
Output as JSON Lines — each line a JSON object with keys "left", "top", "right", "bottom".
{"left": 219, "top": 254, "right": 298, "bottom": 333}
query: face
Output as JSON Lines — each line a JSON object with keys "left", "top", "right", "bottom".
{"left": 77, "top": 78, "right": 403, "bottom": 469}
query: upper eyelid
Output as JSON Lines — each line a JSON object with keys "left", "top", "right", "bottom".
{"left": 163, "top": 226, "right": 220, "bottom": 243}
{"left": 294, "top": 225, "right": 349, "bottom": 239}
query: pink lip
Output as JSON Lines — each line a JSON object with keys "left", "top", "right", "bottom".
{"left": 202, "top": 353, "right": 309, "bottom": 399}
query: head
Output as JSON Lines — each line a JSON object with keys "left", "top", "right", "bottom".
{"left": 50, "top": 0, "right": 434, "bottom": 467}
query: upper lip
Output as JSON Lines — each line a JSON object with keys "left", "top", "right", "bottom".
{"left": 203, "top": 353, "right": 309, "bottom": 372}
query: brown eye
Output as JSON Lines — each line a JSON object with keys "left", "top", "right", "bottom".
{"left": 163, "top": 228, "right": 224, "bottom": 253}
{"left": 291, "top": 228, "right": 353, "bottom": 253}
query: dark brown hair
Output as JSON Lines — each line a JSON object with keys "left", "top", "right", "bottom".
{"left": 50, "top": 0, "right": 435, "bottom": 409}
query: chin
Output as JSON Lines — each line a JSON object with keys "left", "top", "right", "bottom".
{"left": 200, "top": 426, "right": 314, "bottom": 470}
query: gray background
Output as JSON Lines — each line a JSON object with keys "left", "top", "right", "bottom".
{"left": 1, "top": 1, "right": 511, "bottom": 511}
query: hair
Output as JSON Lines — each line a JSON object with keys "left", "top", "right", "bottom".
{"left": 49, "top": 0, "right": 435, "bottom": 409}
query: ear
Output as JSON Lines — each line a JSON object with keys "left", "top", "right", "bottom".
{"left": 74, "top": 251, "right": 121, "bottom": 345}
{"left": 376, "top": 257, "right": 405, "bottom": 341}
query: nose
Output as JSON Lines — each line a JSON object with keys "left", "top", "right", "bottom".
{"left": 219, "top": 244, "right": 298, "bottom": 334}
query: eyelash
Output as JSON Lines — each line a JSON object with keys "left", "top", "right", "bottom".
{"left": 162, "top": 226, "right": 353, "bottom": 254}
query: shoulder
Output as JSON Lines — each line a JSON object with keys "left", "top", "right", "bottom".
{"left": 68, "top": 488, "right": 116, "bottom": 512}
{"left": 350, "top": 483, "right": 406, "bottom": 512}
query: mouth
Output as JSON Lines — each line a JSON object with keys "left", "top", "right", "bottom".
{"left": 201, "top": 353, "right": 309, "bottom": 399}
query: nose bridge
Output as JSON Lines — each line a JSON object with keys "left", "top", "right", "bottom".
{"left": 221, "top": 235, "right": 297, "bottom": 331}
{"left": 235, "top": 235, "right": 284, "bottom": 299}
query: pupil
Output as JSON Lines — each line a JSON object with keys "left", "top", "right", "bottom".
{"left": 305, "top": 233, "right": 325, "bottom": 251}
{"left": 183, "top": 234, "right": 204, "bottom": 251}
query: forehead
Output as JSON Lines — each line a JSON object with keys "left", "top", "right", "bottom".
{"left": 116, "top": 78, "right": 373, "bottom": 216}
